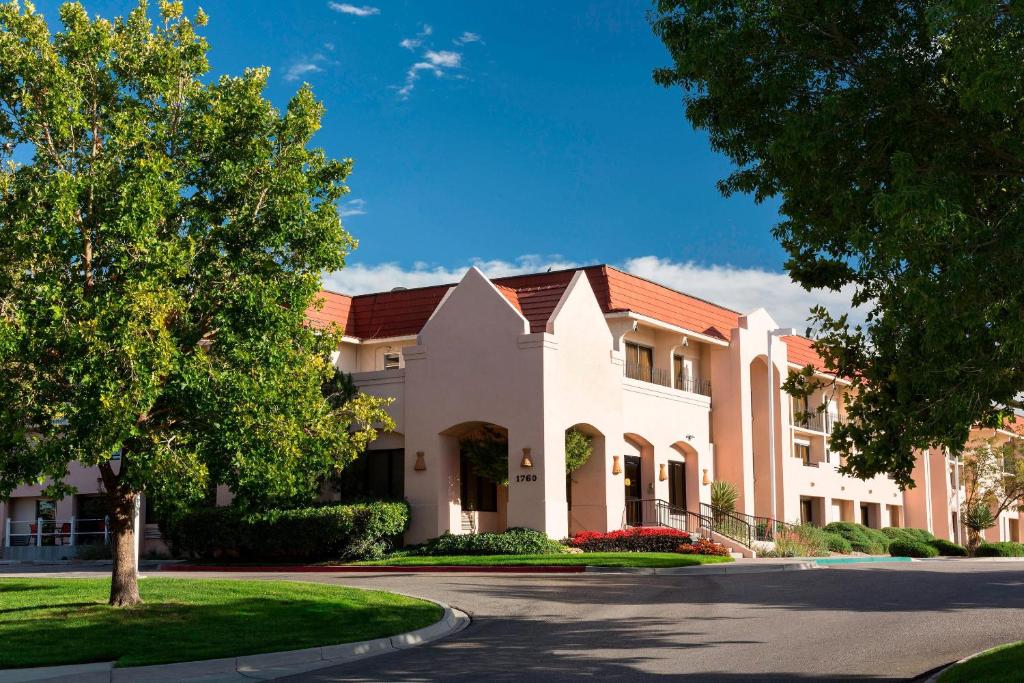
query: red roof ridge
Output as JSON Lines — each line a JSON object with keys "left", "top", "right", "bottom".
{"left": 599, "top": 263, "right": 744, "bottom": 317}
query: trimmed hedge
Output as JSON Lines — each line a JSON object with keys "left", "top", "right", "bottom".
{"left": 823, "top": 522, "right": 890, "bottom": 555}
{"left": 163, "top": 501, "right": 409, "bottom": 562}
{"left": 824, "top": 532, "right": 853, "bottom": 554}
{"left": 569, "top": 527, "right": 692, "bottom": 553}
{"left": 888, "top": 540, "right": 939, "bottom": 558}
{"left": 421, "top": 528, "right": 565, "bottom": 556}
{"left": 928, "top": 539, "right": 968, "bottom": 557}
{"left": 882, "top": 527, "right": 934, "bottom": 544}
{"left": 677, "top": 539, "right": 730, "bottom": 556}
{"left": 975, "top": 541, "right": 1024, "bottom": 558}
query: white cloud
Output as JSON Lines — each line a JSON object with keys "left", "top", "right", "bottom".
{"left": 396, "top": 50, "right": 462, "bottom": 99}
{"left": 423, "top": 50, "right": 461, "bottom": 68}
{"left": 339, "top": 198, "right": 367, "bottom": 217}
{"left": 399, "top": 38, "right": 421, "bottom": 51}
{"left": 322, "top": 255, "right": 863, "bottom": 330}
{"left": 454, "top": 31, "right": 482, "bottom": 45}
{"left": 328, "top": 3, "right": 380, "bottom": 16}
{"left": 284, "top": 62, "right": 323, "bottom": 82}
{"left": 419, "top": 23, "right": 433, "bottom": 36}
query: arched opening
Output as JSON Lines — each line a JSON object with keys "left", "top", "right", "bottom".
{"left": 623, "top": 432, "right": 654, "bottom": 525}
{"left": 749, "top": 356, "right": 783, "bottom": 518}
{"left": 669, "top": 441, "right": 701, "bottom": 514}
{"left": 439, "top": 421, "right": 509, "bottom": 534}
{"left": 565, "top": 423, "right": 606, "bottom": 534}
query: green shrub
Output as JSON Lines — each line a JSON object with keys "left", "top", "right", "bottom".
{"left": 888, "top": 540, "right": 939, "bottom": 558}
{"left": 824, "top": 532, "right": 853, "bottom": 554}
{"left": 975, "top": 541, "right": 1024, "bottom": 558}
{"left": 420, "top": 528, "right": 565, "bottom": 556}
{"left": 929, "top": 539, "right": 968, "bottom": 557}
{"left": 882, "top": 527, "right": 934, "bottom": 544}
{"left": 710, "top": 480, "right": 739, "bottom": 512}
{"left": 823, "top": 522, "right": 890, "bottom": 555}
{"left": 763, "top": 524, "right": 831, "bottom": 558}
{"left": 163, "top": 501, "right": 409, "bottom": 562}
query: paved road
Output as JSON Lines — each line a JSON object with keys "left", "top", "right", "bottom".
{"left": 5, "top": 561, "right": 1024, "bottom": 681}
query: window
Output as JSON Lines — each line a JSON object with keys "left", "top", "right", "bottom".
{"left": 794, "top": 442, "right": 811, "bottom": 466}
{"left": 383, "top": 352, "right": 401, "bottom": 370}
{"left": 460, "top": 454, "right": 498, "bottom": 512}
{"left": 625, "top": 342, "right": 653, "bottom": 382}
{"left": 674, "top": 354, "right": 695, "bottom": 391}
{"left": 333, "top": 449, "right": 405, "bottom": 502}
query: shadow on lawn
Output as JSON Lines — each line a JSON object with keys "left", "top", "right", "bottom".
{"left": 0, "top": 590, "right": 439, "bottom": 669}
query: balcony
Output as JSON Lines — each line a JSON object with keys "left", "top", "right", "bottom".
{"left": 792, "top": 412, "right": 846, "bottom": 434}
{"left": 623, "top": 361, "right": 711, "bottom": 397}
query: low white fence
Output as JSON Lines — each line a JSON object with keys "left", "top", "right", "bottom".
{"left": 4, "top": 517, "right": 109, "bottom": 547}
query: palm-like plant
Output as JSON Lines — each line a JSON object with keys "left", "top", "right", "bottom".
{"left": 962, "top": 501, "right": 996, "bottom": 554}
{"left": 710, "top": 480, "right": 739, "bottom": 512}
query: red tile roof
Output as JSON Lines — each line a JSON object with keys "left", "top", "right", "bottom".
{"left": 308, "top": 265, "right": 819, "bottom": 363}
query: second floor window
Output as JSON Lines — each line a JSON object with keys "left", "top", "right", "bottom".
{"left": 625, "top": 342, "right": 653, "bottom": 382}
{"left": 794, "top": 442, "right": 811, "bottom": 466}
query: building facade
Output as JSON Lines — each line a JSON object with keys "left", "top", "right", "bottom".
{"left": 2, "top": 264, "right": 1021, "bottom": 556}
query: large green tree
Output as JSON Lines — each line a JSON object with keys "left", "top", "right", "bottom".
{"left": 652, "top": 1, "right": 1024, "bottom": 487}
{"left": 0, "top": 0, "right": 391, "bottom": 605}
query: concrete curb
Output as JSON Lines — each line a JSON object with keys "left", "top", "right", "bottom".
{"left": 920, "top": 640, "right": 1021, "bottom": 683}
{"left": 585, "top": 561, "right": 817, "bottom": 575}
{"left": 0, "top": 603, "right": 470, "bottom": 683}
{"left": 161, "top": 563, "right": 585, "bottom": 574}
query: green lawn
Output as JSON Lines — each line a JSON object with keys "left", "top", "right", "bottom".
{"left": 352, "top": 552, "right": 734, "bottom": 568}
{"left": 0, "top": 578, "right": 442, "bottom": 669}
{"left": 939, "top": 641, "right": 1024, "bottom": 682}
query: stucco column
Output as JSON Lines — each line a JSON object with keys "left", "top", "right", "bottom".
{"left": 403, "top": 432, "right": 460, "bottom": 544}
{"left": 506, "top": 423, "right": 569, "bottom": 539}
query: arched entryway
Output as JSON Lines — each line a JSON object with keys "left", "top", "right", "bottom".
{"left": 439, "top": 421, "right": 510, "bottom": 534}
{"left": 565, "top": 423, "right": 607, "bottom": 534}
{"left": 669, "top": 441, "right": 701, "bottom": 514}
{"left": 623, "top": 432, "right": 654, "bottom": 526}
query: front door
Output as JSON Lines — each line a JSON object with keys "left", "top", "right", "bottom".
{"left": 624, "top": 455, "right": 642, "bottom": 525}
{"left": 668, "top": 461, "right": 686, "bottom": 510}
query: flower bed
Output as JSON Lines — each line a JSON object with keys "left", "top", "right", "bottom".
{"left": 570, "top": 527, "right": 691, "bottom": 552}
{"left": 677, "top": 538, "right": 731, "bottom": 556}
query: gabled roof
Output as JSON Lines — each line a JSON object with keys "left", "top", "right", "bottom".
{"left": 307, "top": 264, "right": 804, "bottom": 353}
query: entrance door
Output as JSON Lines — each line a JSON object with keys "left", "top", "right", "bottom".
{"left": 624, "top": 455, "right": 642, "bottom": 525}
{"left": 800, "top": 499, "right": 813, "bottom": 525}
{"left": 668, "top": 461, "right": 686, "bottom": 510}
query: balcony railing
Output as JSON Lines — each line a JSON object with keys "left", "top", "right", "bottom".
{"left": 792, "top": 412, "right": 846, "bottom": 434}
{"left": 624, "top": 362, "right": 712, "bottom": 397}
{"left": 4, "top": 517, "right": 109, "bottom": 547}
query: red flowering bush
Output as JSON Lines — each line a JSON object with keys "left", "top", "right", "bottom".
{"left": 677, "top": 538, "right": 730, "bottom": 556}
{"left": 570, "top": 527, "right": 691, "bottom": 552}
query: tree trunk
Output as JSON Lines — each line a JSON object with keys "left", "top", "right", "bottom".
{"left": 107, "top": 486, "right": 142, "bottom": 607}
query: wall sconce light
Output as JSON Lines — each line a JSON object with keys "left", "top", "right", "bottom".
{"left": 520, "top": 447, "right": 533, "bottom": 468}
{"left": 414, "top": 451, "right": 426, "bottom": 471}
{"left": 659, "top": 463, "right": 667, "bottom": 481}
{"left": 701, "top": 469, "right": 711, "bottom": 486}
{"left": 612, "top": 455, "right": 622, "bottom": 475}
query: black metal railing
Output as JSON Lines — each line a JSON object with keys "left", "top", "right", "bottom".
{"left": 623, "top": 498, "right": 707, "bottom": 534}
{"left": 623, "top": 362, "right": 712, "bottom": 397}
{"left": 792, "top": 411, "right": 847, "bottom": 434}
{"left": 699, "top": 503, "right": 794, "bottom": 549}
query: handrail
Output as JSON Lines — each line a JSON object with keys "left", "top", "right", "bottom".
{"left": 623, "top": 362, "right": 712, "bottom": 397}
{"left": 623, "top": 498, "right": 708, "bottom": 535}
{"left": 699, "top": 503, "right": 795, "bottom": 548}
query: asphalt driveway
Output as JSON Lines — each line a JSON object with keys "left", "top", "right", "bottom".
{"left": 4, "top": 560, "right": 1023, "bottom": 681}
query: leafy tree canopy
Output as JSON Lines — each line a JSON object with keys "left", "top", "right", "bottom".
{"left": 0, "top": 0, "right": 392, "bottom": 603}
{"left": 652, "top": 0, "right": 1024, "bottom": 487}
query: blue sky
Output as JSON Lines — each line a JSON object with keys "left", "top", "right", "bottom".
{"left": 27, "top": 0, "right": 857, "bottom": 327}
